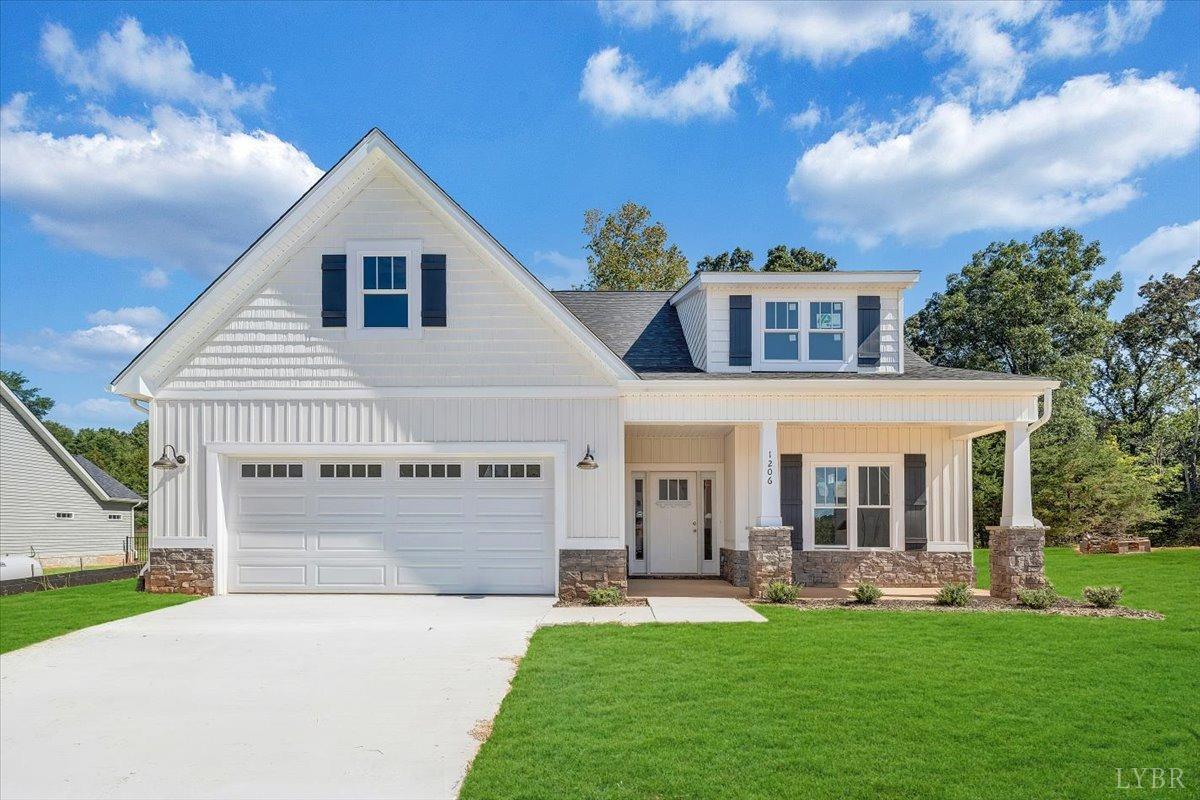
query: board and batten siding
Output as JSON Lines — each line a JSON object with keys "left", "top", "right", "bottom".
{"left": 149, "top": 398, "right": 623, "bottom": 547}
{"left": 673, "top": 290, "right": 707, "bottom": 371}
{"left": 625, "top": 430, "right": 725, "bottom": 465}
{"left": 161, "top": 173, "right": 612, "bottom": 391}
{"left": 0, "top": 400, "right": 133, "bottom": 559}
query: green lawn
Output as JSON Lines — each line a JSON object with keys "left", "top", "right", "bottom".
{"left": 0, "top": 578, "right": 196, "bottom": 654}
{"left": 462, "top": 548, "right": 1200, "bottom": 800}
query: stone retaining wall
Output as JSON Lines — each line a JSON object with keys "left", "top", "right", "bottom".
{"left": 793, "top": 550, "right": 974, "bottom": 587}
{"left": 719, "top": 548, "right": 748, "bottom": 587}
{"left": 146, "top": 548, "right": 214, "bottom": 595}
{"left": 987, "top": 526, "right": 1047, "bottom": 599}
{"left": 558, "top": 549, "right": 627, "bottom": 601}
{"left": 748, "top": 527, "right": 793, "bottom": 597}
{"left": 1079, "top": 535, "right": 1152, "bottom": 554}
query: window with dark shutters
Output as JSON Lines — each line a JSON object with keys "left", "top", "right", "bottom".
{"left": 857, "top": 295, "right": 880, "bottom": 366}
{"left": 904, "top": 453, "right": 927, "bottom": 550}
{"left": 321, "top": 254, "right": 347, "bottom": 327}
{"left": 421, "top": 254, "right": 447, "bottom": 327}
{"left": 729, "top": 294, "right": 751, "bottom": 366}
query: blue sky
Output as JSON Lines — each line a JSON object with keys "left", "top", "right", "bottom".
{"left": 2, "top": 1, "right": 1198, "bottom": 430}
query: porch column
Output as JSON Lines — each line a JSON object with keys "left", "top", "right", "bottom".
{"left": 756, "top": 421, "right": 782, "bottom": 527}
{"left": 999, "top": 422, "right": 1039, "bottom": 528}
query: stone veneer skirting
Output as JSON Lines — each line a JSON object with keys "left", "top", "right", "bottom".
{"left": 792, "top": 550, "right": 974, "bottom": 587}
{"left": 748, "top": 527, "right": 793, "bottom": 597}
{"left": 719, "top": 548, "right": 748, "bottom": 587}
{"left": 558, "top": 549, "right": 627, "bottom": 601}
{"left": 146, "top": 548, "right": 214, "bottom": 596}
{"left": 987, "top": 526, "right": 1047, "bottom": 599}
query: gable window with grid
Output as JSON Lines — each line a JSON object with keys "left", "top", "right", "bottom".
{"left": 809, "top": 301, "right": 844, "bottom": 361}
{"left": 764, "top": 301, "right": 799, "bottom": 361}
{"left": 362, "top": 255, "right": 409, "bottom": 328}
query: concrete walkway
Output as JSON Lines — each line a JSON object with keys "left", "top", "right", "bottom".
{"left": 539, "top": 596, "right": 764, "bottom": 625}
{"left": 0, "top": 594, "right": 554, "bottom": 800}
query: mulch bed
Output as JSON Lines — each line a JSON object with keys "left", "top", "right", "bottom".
{"left": 554, "top": 597, "right": 650, "bottom": 608}
{"left": 751, "top": 596, "right": 1162, "bottom": 619}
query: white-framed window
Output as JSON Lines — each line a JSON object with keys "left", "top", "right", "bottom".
{"left": 401, "top": 463, "right": 463, "bottom": 479}
{"left": 658, "top": 477, "right": 688, "bottom": 501}
{"left": 478, "top": 463, "right": 543, "bottom": 479}
{"left": 55, "top": 511, "right": 74, "bottom": 520}
{"left": 241, "top": 463, "right": 303, "bottom": 479}
{"left": 346, "top": 239, "right": 422, "bottom": 338}
{"left": 807, "top": 456, "right": 900, "bottom": 550}
{"left": 763, "top": 301, "right": 800, "bottom": 361}
{"left": 108, "top": 513, "right": 123, "bottom": 521}
{"left": 318, "top": 463, "right": 383, "bottom": 479}
{"left": 809, "top": 301, "right": 844, "bottom": 361}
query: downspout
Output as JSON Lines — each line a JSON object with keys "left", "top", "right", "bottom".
{"left": 1028, "top": 389, "right": 1053, "bottom": 434}
{"left": 126, "top": 396, "right": 150, "bottom": 580}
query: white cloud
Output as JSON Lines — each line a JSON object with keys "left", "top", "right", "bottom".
{"left": 787, "top": 73, "right": 1200, "bottom": 247}
{"left": 1118, "top": 220, "right": 1200, "bottom": 277}
{"left": 786, "top": 102, "right": 823, "bottom": 131}
{"left": 41, "top": 18, "right": 271, "bottom": 115}
{"left": 925, "top": 1, "right": 1046, "bottom": 105}
{"left": 580, "top": 47, "right": 748, "bottom": 122}
{"left": 0, "top": 98, "right": 322, "bottom": 278}
{"left": 140, "top": 268, "right": 169, "bottom": 289}
{"left": 533, "top": 250, "right": 589, "bottom": 289}
{"left": 1, "top": 306, "right": 166, "bottom": 372}
{"left": 50, "top": 397, "right": 143, "bottom": 430}
{"left": 1041, "top": 1, "right": 1164, "bottom": 59}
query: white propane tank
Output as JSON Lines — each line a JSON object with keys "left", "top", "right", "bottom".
{"left": 0, "top": 555, "right": 44, "bottom": 581}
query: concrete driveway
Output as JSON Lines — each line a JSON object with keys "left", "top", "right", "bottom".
{"left": 0, "top": 594, "right": 554, "bottom": 800}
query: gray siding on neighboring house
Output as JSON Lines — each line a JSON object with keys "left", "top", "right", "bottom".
{"left": 0, "top": 398, "right": 135, "bottom": 559}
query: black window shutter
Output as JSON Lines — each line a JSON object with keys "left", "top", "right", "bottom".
{"left": 421, "top": 254, "right": 447, "bottom": 327}
{"left": 904, "top": 454, "right": 927, "bottom": 550}
{"left": 858, "top": 295, "right": 881, "bottom": 367}
{"left": 321, "top": 254, "right": 347, "bottom": 328}
{"left": 781, "top": 454, "right": 803, "bottom": 549}
{"left": 729, "top": 295, "right": 752, "bottom": 366}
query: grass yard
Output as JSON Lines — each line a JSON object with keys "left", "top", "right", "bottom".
{"left": 462, "top": 548, "right": 1200, "bottom": 800}
{"left": 0, "top": 578, "right": 195, "bottom": 654}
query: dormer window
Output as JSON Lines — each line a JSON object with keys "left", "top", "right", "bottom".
{"left": 764, "top": 301, "right": 799, "bottom": 361}
{"left": 345, "top": 239, "right": 422, "bottom": 338}
{"left": 809, "top": 301, "right": 844, "bottom": 361}
{"left": 363, "top": 256, "right": 409, "bottom": 327}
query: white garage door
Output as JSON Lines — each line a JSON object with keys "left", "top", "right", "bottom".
{"left": 228, "top": 457, "right": 554, "bottom": 594}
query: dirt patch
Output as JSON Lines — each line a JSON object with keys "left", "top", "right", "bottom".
{"left": 554, "top": 597, "right": 650, "bottom": 608}
{"left": 469, "top": 719, "right": 494, "bottom": 742}
{"left": 751, "top": 596, "right": 1162, "bottom": 620}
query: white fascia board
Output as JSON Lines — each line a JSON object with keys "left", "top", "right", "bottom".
{"left": 154, "top": 385, "right": 620, "bottom": 401}
{"left": 618, "top": 378, "right": 1059, "bottom": 394}
{"left": 1, "top": 383, "right": 130, "bottom": 504}
{"left": 670, "top": 270, "right": 921, "bottom": 304}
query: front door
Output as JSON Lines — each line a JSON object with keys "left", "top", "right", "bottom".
{"left": 648, "top": 473, "right": 697, "bottom": 573}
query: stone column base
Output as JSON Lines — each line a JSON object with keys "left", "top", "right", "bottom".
{"left": 748, "top": 526, "right": 793, "bottom": 597}
{"left": 987, "top": 526, "right": 1047, "bottom": 599}
{"left": 146, "top": 548, "right": 214, "bottom": 596}
{"left": 719, "top": 548, "right": 748, "bottom": 587}
{"left": 558, "top": 549, "right": 627, "bottom": 601}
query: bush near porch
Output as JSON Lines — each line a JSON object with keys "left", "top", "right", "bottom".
{"left": 462, "top": 548, "right": 1199, "bottom": 800}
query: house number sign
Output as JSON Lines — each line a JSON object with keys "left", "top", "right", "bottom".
{"left": 764, "top": 450, "right": 775, "bottom": 485}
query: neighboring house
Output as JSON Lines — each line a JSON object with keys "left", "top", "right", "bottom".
{"left": 1, "top": 382, "right": 143, "bottom": 567}
{"left": 111, "top": 130, "right": 1056, "bottom": 600}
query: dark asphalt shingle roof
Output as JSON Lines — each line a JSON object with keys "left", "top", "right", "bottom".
{"left": 73, "top": 455, "right": 143, "bottom": 502}
{"left": 554, "top": 290, "right": 1047, "bottom": 382}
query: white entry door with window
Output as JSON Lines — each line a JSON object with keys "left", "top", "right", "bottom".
{"left": 228, "top": 456, "right": 554, "bottom": 594}
{"left": 647, "top": 473, "right": 697, "bottom": 573}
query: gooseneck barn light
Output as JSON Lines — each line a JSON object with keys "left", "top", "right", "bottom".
{"left": 576, "top": 445, "right": 598, "bottom": 471}
{"left": 152, "top": 444, "right": 187, "bottom": 471}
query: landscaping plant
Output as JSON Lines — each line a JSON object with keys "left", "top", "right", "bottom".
{"left": 585, "top": 586, "right": 622, "bottom": 606}
{"left": 1016, "top": 587, "right": 1059, "bottom": 609}
{"left": 851, "top": 582, "right": 884, "bottom": 604}
{"left": 762, "top": 580, "right": 800, "bottom": 604}
{"left": 934, "top": 582, "right": 973, "bottom": 607}
{"left": 1083, "top": 585, "right": 1124, "bottom": 608}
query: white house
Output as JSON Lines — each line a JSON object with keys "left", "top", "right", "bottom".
{"left": 110, "top": 130, "right": 1056, "bottom": 599}
{"left": 1, "top": 382, "right": 142, "bottom": 567}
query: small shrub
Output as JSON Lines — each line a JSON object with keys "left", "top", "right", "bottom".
{"left": 762, "top": 580, "right": 800, "bottom": 604}
{"left": 851, "top": 581, "right": 884, "bottom": 604}
{"left": 934, "top": 582, "right": 973, "bottom": 607}
{"left": 585, "top": 586, "right": 622, "bottom": 606}
{"left": 1083, "top": 585, "right": 1123, "bottom": 608}
{"left": 1016, "top": 586, "right": 1059, "bottom": 609}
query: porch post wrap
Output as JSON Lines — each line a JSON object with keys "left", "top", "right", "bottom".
{"left": 748, "top": 526, "right": 793, "bottom": 597}
{"left": 1000, "top": 422, "right": 1040, "bottom": 528}
{"left": 756, "top": 421, "right": 783, "bottom": 527}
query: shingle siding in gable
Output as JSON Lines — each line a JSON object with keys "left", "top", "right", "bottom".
{"left": 0, "top": 401, "right": 132, "bottom": 559}
{"left": 161, "top": 174, "right": 611, "bottom": 390}
{"left": 674, "top": 290, "right": 706, "bottom": 370}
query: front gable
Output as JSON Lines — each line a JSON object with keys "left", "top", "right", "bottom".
{"left": 113, "top": 130, "right": 633, "bottom": 397}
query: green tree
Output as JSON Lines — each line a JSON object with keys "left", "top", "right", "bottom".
{"left": 581, "top": 202, "right": 689, "bottom": 290}
{"left": 762, "top": 245, "right": 837, "bottom": 272}
{"left": 1, "top": 370, "right": 54, "bottom": 419}
{"left": 695, "top": 247, "right": 754, "bottom": 272}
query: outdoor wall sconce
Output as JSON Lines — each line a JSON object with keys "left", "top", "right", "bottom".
{"left": 576, "top": 445, "right": 598, "bottom": 470}
{"left": 152, "top": 444, "right": 187, "bottom": 471}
